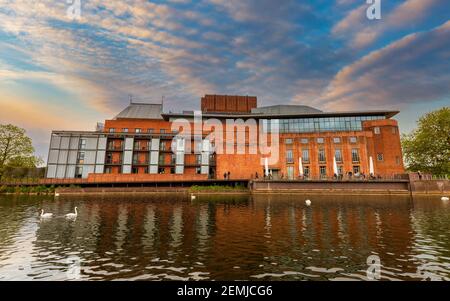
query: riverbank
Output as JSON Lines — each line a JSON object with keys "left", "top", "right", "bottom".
{"left": 0, "top": 179, "right": 448, "bottom": 196}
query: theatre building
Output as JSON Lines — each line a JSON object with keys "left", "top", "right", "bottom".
{"left": 46, "top": 95, "right": 405, "bottom": 181}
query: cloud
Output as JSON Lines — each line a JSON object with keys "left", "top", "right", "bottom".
{"left": 314, "top": 20, "right": 450, "bottom": 111}
{"left": 333, "top": 0, "right": 445, "bottom": 49}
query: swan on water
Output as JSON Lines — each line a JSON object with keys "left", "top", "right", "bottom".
{"left": 65, "top": 207, "right": 78, "bottom": 219}
{"left": 40, "top": 209, "right": 53, "bottom": 219}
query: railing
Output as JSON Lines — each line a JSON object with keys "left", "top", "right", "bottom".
{"left": 255, "top": 174, "right": 412, "bottom": 182}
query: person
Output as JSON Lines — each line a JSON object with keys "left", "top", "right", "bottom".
{"left": 227, "top": 171, "right": 231, "bottom": 180}
{"left": 255, "top": 172, "right": 259, "bottom": 179}
{"left": 418, "top": 171, "right": 423, "bottom": 180}
{"left": 224, "top": 172, "right": 227, "bottom": 180}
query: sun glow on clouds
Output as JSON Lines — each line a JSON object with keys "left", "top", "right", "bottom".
{"left": 0, "top": 0, "right": 449, "bottom": 158}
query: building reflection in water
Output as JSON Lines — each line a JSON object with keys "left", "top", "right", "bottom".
{"left": 2, "top": 193, "right": 450, "bottom": 280}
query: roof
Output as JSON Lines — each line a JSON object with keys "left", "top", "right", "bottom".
{"left": 163, "top": 109, "right": 399, "bottom": 119}
{"left": 252, "top": 105, "right": 323, "bottom": 115}
{"left": 114, "top": 102, "right": 163, "bottom": 120}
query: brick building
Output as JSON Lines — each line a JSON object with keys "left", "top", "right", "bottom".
{"left": 46, "top": 95, "right": 405, "bottom": 181}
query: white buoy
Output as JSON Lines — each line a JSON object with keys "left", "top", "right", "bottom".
{"left": 305, "top": 200, "right": 312, "bottom": 207}
{"left": 191, "top": 195, "right": 196, "bottom": 200}
{"left": 55, "top": 192, "right": 60, "bottom": 197}
{"left": 442, "top": 197, "right": 449, "bottom": 202}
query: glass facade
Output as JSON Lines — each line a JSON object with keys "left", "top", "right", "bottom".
{"left": 263, "top": 115, "right": 385, "bottom": 133}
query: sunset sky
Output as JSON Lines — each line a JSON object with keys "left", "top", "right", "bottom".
{"left": 0, "top": 0, "right": 449, "bottom": 161}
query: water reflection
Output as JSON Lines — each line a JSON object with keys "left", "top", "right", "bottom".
{"left": 0, "top": 194, "right": 449, "bottom": 280}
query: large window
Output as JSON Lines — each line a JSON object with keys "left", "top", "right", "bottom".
{"left": 335, "top": 149, "right": 343, "bottom": 162}
{"left": 263, "top": 115, "right": 385, "bottom": 133}
{"left": 320, "top": 166, "right": 327, "bottom": 178}
{"left": 76, "top": 152, "right": 85, "bottom": 164}
{"left": 75, "top": 166, "right": 83, "bottom": 178}
{"left": 318, "top": 149, "right": 326, "bottom": 163}
{"left": 286, "top": 150, "right": 294, "bottom": 164}
{"left": 303, "top": 166, "right": 310, "bottom": 178}
{"left": 287, "top": 166, "right": 294, "bottom": 180}
{"left": 285, "top": 138, "right": 293, "bottom": 145}
{"left": 302, "top": 149, "right": 310, "bottom": 163}
{"left": 352, "top": 149, "right": 360, "bottom": 162}
{"left": 79, "top": 138, "right": 86, "bottom": 150}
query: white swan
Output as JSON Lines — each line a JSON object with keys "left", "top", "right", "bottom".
{"left": 305, "top": 200, "right": 312, "bottom": 207}
{"left": 191, "top": 195, "right": 196, "bottom": 200}
{"left": 65, "top": 207, "right": 78, "bottom": 219}
{"left": 40, "top": 209, "right": 53, "bottom": 219}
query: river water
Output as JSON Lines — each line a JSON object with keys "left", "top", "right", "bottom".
{"left": 0, "top": 194, "right": 449, "bottom": 281}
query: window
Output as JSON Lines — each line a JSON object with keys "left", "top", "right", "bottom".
{"left": 159, "top": 154, "right": 165, "bottom": 165}
{"left": 107, "top": 141, "right": 114, "bottom": 150}
{"left": 286, "top": 150, "right": 294, "bottom": 164}
{"left": 171, "top": 154, "right": 177, "bottom": 165}
{"left": 333, "top": 137, "right": 341, "bottom": 144}
{"left": 374, "top": 127, "right": 381, "bottom": 134}
{"left": 302, "top": 149, "right": 310, "bottom": 163}
{"left": 317, "top": 137, "right": 324, "bottom": 144}
{"left": 285, "top": 138, "right": 293, "bottom": 145}
{"left": 160, "top": 129, "right": 166, "bottom": 134}
{"left": 351, "top": 149, "right": 360, "bottom": 162}
{"left": 144, "top": 167, "right": 149, "bottom": 174}
{"left": 159, "top": 141, "right": 166, "bottom": 151}
{"left": 318, "top": 149, "right": 326, "bottom": 162}
{"left": 109, "top": 128, "right": 115, "bottom": 133}
{"left": 353, "top": 166, "right": 360, "bottom": 175}
{"left": 349, "top": 137, "right": 357, "bottom": 144}
{"left": 122, "top": 128, "right": 129, "bottom": 133}
{"left": 79, "top": 138, "right": 87, "bottom": 150}
{"left": 335, "top": 149, "right": 343, "bottom": 162}
{"left": 106, "top": 153, "right": 113, "bottom": 164}
{"left": 196, "top": 167, "right": 202, "bottom": 174}
{"left": 76, "top": 152, "right": 85, "bottom": 164}
{"left": 196, "top": 154, "right": 202, "bottom": 165}
{"left": 320, "top": 166, "right": 327, "bottom": 178}
{"left": 170, "top": 167, "right": 176, "bottom": 174}
{"left": 132, "top": 167, "right": 139, "bottom": 174}
{"left": 287, "top": 166, "right": 294, "bottom": 180}
{"left": 148, "top": 128, "right": 154, "bottom": 134}
{"left": 135, "top": 128, "right": 142, "bottom": 134}
{"left": 396, "top": 156, "right": 401, "bottom": 165}
{"left": 158, "top": 167, "right": 165, "bottom": 174}
{"left": 377, "top": 153, "right": 384, "bottom": 161}
{"left": 133, "top": 153, "right": 139, "bottom": 164}
{"left": 303, "top": 166, "right": 310, "bottom": 178}
{"left": 104, "top": 167, "right": 112, "bottom": 174}
{"left": 392, "top": 127, "right": 397, "bottom": 134}
{"left": 134, "top": 141, "right": 140, "bottom": 150}
{"left": 75, "top": 166, "right": 83, "bottom": 178}
{"left": 300, "top": 138, "right": 309, "bottom": 144}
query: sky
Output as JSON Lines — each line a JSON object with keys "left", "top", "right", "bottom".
{"left": 0, "top": 0, "right": 449, "bottom": 161}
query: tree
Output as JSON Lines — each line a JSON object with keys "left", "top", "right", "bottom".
{"left": 401, "top": 107, "right": 450, "bottom": 176}
{"left": 0, "top": 124, "right": 43, "bottom": 179}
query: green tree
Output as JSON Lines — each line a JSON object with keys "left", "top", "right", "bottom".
{"left": 401, "top": 107, "right": 450, "bottom": 176}
{"left": 0, "top": 124, "right": 43, "bottom": 179}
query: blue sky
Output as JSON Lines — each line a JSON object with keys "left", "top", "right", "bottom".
{"left": 0, "top": 0, "right": 449, "bottom": 160}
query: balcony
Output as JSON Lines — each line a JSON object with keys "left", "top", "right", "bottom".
{"left": 107, "top": 146, "right": 123, "bottom": 151}
{"left": 105, "top": 160, "right": 122, "bottom": 165}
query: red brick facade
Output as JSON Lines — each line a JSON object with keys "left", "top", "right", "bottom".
{"left": 98, "top": 95, "right": 405, "bottom": 181}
